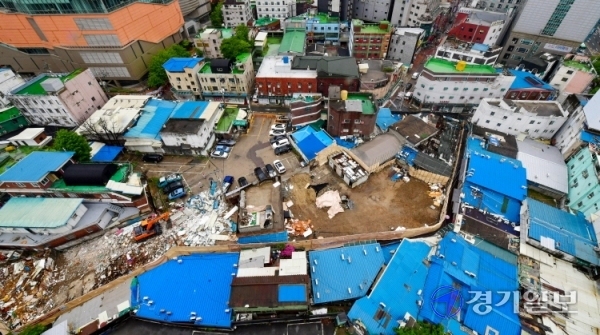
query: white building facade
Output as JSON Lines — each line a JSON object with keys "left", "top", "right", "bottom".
{"left": 435, "top": 43, "right": 502, "bottom": 65}
{"left": 0, "top": 69, "right": 25, "bottom": 108}
{"left": 8, "top": 69, "right": 107, "bottom": 127}
{"left": 256, "top": 0, "right": 296, "bottom": 19}
{"left": 472, "top": 99, "right": 568, "bottom": 140}
{"left": 223, "top": 0, "right": 253, "bottom": 27}
{"left": 198, "top": 55, "right": 254, "bottom": 103}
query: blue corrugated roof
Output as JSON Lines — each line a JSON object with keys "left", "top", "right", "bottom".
{"left": 348, "top": 239, "right": 431, "bottom": 334}
{"left": 472, "top": 43, "right": 489, "bottom": 52}
{"left": 397, "top": 145, "right": 418, "bottom": 165}
{"left": 508, "top": 69, "right": 555, "bottom": 91}
{"left": 581, "top": 130, "right": 600, "bottom": 145}
{"left": 420, "top": 232, "right": 520, "bottom": 335}
{"left": 171, "top": 101, "right": 211, "bottom": 119}
{"left": 309, "top": 243, "right": 385, "bottom": 304}
{"left": 237, "top": 231, "right": 288, "bottom": 244}
{"left": 0, "top": 151, "right": 74, "bottom": 182}
{"left": 291, "top": 126, "right": 334, "bottom": 161}
{"left": 376, "top": 107, "right": 401, "bottom": 131}
{"left": 278, "top": 284, "right": 307, "bottom": 302}
{"left": 162, "top": 57, "right": 204, "bottom": 72}
{"left": 133, "top": 253, "right": 238, "bottom": 328}
{"left": 526, "top": 198, "right": 599, "bottom": 264}
{"left": 91, "top": 145, "right": 123, "bottom": 162}
{"left": 124, "top": 99, "right": 176, "bottom": 139}
{"left": 465, "top": 138, "right": 527, "bottom": 200}
{"left": 380, "top": 241, "right": 401, "bottom": 265}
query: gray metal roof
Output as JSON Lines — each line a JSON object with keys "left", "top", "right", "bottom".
{"left": 291, "top": 56, "right": 359, "bottom": 78}
{"left": 516, "top": 138, "right": 568, "bottom": 194}
{"left": 414, "top": 152, "right": 452, "bottom": 177}
{"left": 351, "top": 133, "right": 401, "bottom": 168}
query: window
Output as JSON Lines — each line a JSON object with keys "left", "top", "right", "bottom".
{"left": 463, "top": 87, "right": 468, "bottom": 91}
{"left": 473, "top": 88, "right": 479, "bottom": 91}
{"left": 497, "top": 123, "right": 501, "bottom": 127}
{"left": 429, "top": 87, "right": 433, "bottom": 90}
{"left": 443, "top": 87, "right": 448, "bottom": 91}
{"left": 485, "top": 120, "right": 490, "bottom": 123}
{"left": 453, "top": 87, "right": 459, "bottom": 91}
{"left": 483, "top": 88, "right": 488, "bottom": 91}
{"left": 343, "top": 119, "right": 351, "bottom": 123}
{"left": 91, "top": 96, "right": 96, "bottom": 101}
{"left": 588, "top": 192, "right": 595, "bottom": 199}
{"left": 583, "top": 170, "right": 589, "bottom": 179}
{"left": 503, "top": 116, "right": 508, "bottom": 119}
{"left": 354, "top": 119, "right": 361, "bottom": 124}
{"left": 41, "top": 177, "right": 49, "bottom": 185}
{"left": 561, "top": 77, "right": 568, "bottom": 82}
{"left": 16, "top": 182, "right": 25, "bottom": 187}
{"left": 68, "top": 193, "right": 77, "bottom": 198}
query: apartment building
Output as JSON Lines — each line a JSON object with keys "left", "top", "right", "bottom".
{"left": 470, "top": 0, "right": 524, "bottom": 12}
{"left": 257, "top": 0, "right": 296, "bottom": 19}
{"left": 223, "top": 0, "right": 253, "bottom": 26}
{"left": 566, "top": 145, "right": 600, "bottom": 218}
{"left": 500, "top": 0, "right": 600, "bottom": 66}
{"left": 163, "top": 58, "right": 204, "bottom": 100}
{"left": 198, "top": 54, "right": 254, "bottom": 104}
{"left": 471, "top": 99, "right": 568, "bottom": 140}
{"left": 328, "top": 92, "right": 376, "bottom": 137}
{"left": 448, "top": 7, "right": 510, "bottom": 46}
{"left": 412, "top": 58, "right": 515, "bottom": 109}
{"left": 8, "top": 69, "right": 108, "bottom": 127}
{"left": 193, "top": 28, "right": 233, "bottom": 59}
{"left": 0, "top": 0, "right": 184, "bottom": 83}
{"left": 350, "top": 20, "right": 392, "bottom": 60}
{"left": 387, "top": 28, "right": 425, "bottom": 66}
{"left": 352, "top": 0, "right": 392, "bottom": 23}
{"left": 0, "top": 68, "right": 25, "bottom": 108}
{"left": 255, "top": 56, "right": 318, "bottom": 104}
{"left": 435, "top": 41, "right": 502, "bottom": 65}
{"left": 549, "top": 56, "right": 597, "bottom": 100}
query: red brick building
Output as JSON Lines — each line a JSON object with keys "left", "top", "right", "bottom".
{"left": 255, "top": 56, "right": 318, "bottom": 104}
{"left": 290, "top": 94, "right": 325, "bottom": 126}
{"left": 328, "top": 91, "right": 377, "bottom": 137}
{"left": 350, "top": 20, "right": 392, "bottom": 60}
{"left": 447, "top": 8, "right": 508, "bottom": 46}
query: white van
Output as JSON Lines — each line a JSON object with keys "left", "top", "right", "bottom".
{"left": 411, "top": 72, "right": 420, "bottom": 80}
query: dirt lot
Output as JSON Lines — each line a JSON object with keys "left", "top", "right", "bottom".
{"left": 286, "top": 166, "right": 440, "bottom": 238}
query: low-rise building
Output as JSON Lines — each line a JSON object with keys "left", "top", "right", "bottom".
{"left": 163, "top": 57, "right": 204, "bottom": 101}
{"left": 123, "top": 99, "right": 177, "bottom": 153}
{"left": 223, "top": 0, "right": 253, "bottom": 27}
{"left": 471, "top": 99, "right": 568, "bottom": 140}
{"left": 254, "top": 31, "right": 269, "bottom": 51}
{"left": 552, "top": 93, "right": 596, "bottom": 159}
{"left": 505, "top": 69, "right": 556, "bottom": 101}
{"left": 566, "top": 145, "right": 600, "bottom": 219}
{"left": 516, "top": 138, "right": 568, "bottom": 199}
{"left": 256, "top": 0, "right": 296, "bottom": 20}
{"left": 327, "top": 92, "right": 376, "bottom": 137}
{"left": 0, "top": 152, "right": 149, "bottom": 212}
{"left": 387, "top": 28, "right": 425, "bottom": 66}
{"left": 389, "top": 115, "right": 438, "bottom": 148}
{"left": 198, "top": 54, "right": 254, "bottom": 104}
{"left": 194, "top": 28, "right": 233, "bottom": 59}
{"left": 160, "top": 101, "right": 224, "bottom": 155}
{"left": 0, "top": 106, "right": 28, "bottom": 136}
{"left": 8, "top": 128, "right": 51, "bottom": 147}
{"left": 0, "top": 198, "right": 138, "bottom": 249}
{"left": 284, "top": 12, "right": 340, "bottom": 44}
{"left": 278, "top": 28, "right": 307, "bottom": 56}
{"left": 447, "top": 7, "right": 509, "bottom": 46}
{"left": 0, "top": 68, "right": 25, "bottom": 108}
{"left": 291, "top": 56, "right": 360, "bottom": 96}
{"left": 255, "top": 56, "right": 318, "bottom": 104}
{"left": 253, "top": 17, "right": 282, "bottom": 30}
{"left": 8, "top": 69, "right": 108, "bottom": 127}
{"left": 549, "top": 56, "right": 597, "bottom": 102}
{"left": 435, "top": 41, "right": 502, "bottom": 66}
{"left": 413, "top": 58, "right": 515, "bottom": 110}
{"left": 350, "top": 20, "right": 392, "bottom": 60}
{"left": 289, "top": 94, "right": 325, "bottom": 126}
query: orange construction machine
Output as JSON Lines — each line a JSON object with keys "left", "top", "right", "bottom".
{"left": 133, "top": 212, "right": 170, "bottom": 242}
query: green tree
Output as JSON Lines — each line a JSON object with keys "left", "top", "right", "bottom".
{"left": 53, "top": 129, "right": 92, "bottom": 162}
{"left": 9, "top": 324, "right": 48, "bottom": 335}
{"left": 234, "top": 24, "right": 250, "bottom": 42}
{"left": 147, "top": 44, "right": 189, "bottom": 87}
{"left": 394, "top": 321, "right": 446, "bottom": 335}
{"left": 220, "top": 37, "right": 251, "bottom": 60}
{"left": 210, "top": 1, "right": 223, "bottom": 28}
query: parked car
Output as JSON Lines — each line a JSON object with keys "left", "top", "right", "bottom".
{"left": 211, "top": 150, "right": 229, "bottom": 159}
{"left": 274, "top": 145, "right": 292, "bottom": 155}
{"left": 271, "top": 138, "right": 290, "bottom": 149}
{"left": 265, "top": 164, "right": 277, "bottom": 178}
{"left": 405, "top": 83, "right": 413, "bottom": 91}
{"left": 254, "top": 167, "right": 268, "bottom": 183}
{"left": 142, "top": 153, "right": 163, "bottom": 163}
{"left": 168, "top": 187, "right": 186, "bottom": 200}
{"left": 269, "top": 128, "right": 286, "bottom": 137}
{"left": 270, "top": 135, "right": 286, "bottom": 145}
{"left": 404, "top": 92, "right": 413, "bottom": 100}
{"left": 411, "top": 72, "right": 420, "bottom": 80}
{"left": 238, "top": 176, "right": 249, "bottom": 187}
{"left": 217, "top": 139, "right": 236, "bottom": 146}
{"left": 158, "top": 173, "right": 182, "bottom": 188}
{"left": 215, "top": 145, "right": 232, "bottom": 153}
{"left": 276, "top": 115, "right": 290, "bottom": 122}
{"left": 163, "top": 181, "right": 184, "bottom": 194}
{"left": 222, "top": 175, "right": 234, "bottom": 193}
{"left": 273, "top": 160, "right": 286, "bottom": 174}
{"left": 271, "top": 123, "right": 286, "bottom": 131}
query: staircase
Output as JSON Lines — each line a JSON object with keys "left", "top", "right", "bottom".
{"left": 107, "top": 204, "right": 125, "bottom": 215}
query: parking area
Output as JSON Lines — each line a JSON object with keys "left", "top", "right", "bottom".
{"left": 132, "top": 115, "right": 301, "bottom": 198}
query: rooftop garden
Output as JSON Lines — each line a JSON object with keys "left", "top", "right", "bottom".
{"left": 50, "top": 165, "right": 129, "bottom": 193}
{"left": 347, "top": 93, "right": 376, "bottom": 115}
{"left": 14, "top": 69, "right": 83, "bottom": 95}
{"left": 216, "top": 107, "right": 239, "bottom": 132}
{"left": 563, "top": 59, "right": 593, "bottom": 72}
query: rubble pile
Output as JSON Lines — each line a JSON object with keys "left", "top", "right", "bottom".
{"left": 428, "top": 183, "right": 446, "bottom": 207}
{"left": 286, "top": 219, "right": 314, "bottom": 237}
{"left": 0, "top": 188, "right": 236, "bottom": 329}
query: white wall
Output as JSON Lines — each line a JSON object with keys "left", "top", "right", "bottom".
{"left": 413, "top": 74, "right": 515, "bottom": 105}
{"left": 167, "top": 62, "right": 203, "bottom": 97}
{"left": 484, "top": 20, "right": 505, "bottom": 46}
{"left": 12, "top": 96, "right": 74, "bottom": 127}
{"left": 472, "top": 99, "right": 568, "bottom": 140}
{"left": 224, "top": 0, "right": 253, "bottom": 25}
{"left": 257, "top": 0, "right": 295, "bottom": 19}
{"left": 553, "top": 105, "right": 587, "bottom": 158}
{"left": 0, "top": 69, "right": 25, "bottom": 107}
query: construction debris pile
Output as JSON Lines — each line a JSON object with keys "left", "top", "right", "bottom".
{"left": 427, "top": 183, "right": 446, "bottom": 207}
{"left": 286, "top": 219, "right": 314, "bottom": 237}
{"left": 315, "top": 190, "right": 345, "bottom": 219}
{"left": 0, "top": 187, "right": 236, "bottom": 329}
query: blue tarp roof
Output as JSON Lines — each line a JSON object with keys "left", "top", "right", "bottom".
{"left": 581, "top": 130, "right": 600, "bottom": 145}
{"left": 124, "top": 99, "right": 176, "bottom": 139}
{"left": 237, "top": 231, "right": 288, "bottom": 244}
{"left": 0, "top": 151, "right": 74, "bottom": 182}
{"left": 334, "top": 137, "right": 358, "bottom": 149}
{"left": 133, "top": 253, "right": 238, "bottom": 328}
{"left": 465, "top": 137, "right": 527, "bottom": 200}
{"left": 162, "top": 57, "right": 204, "bottom": 72}
{"left": 397, "top": 145, "right": 418, "bottom": 165}
{"left": 278, "top": 284, "right": 307, "bottom": 302}
{"left": 376, "top": 107, "right": 401, "bottom": 131}
{"left": 527, "top": 198, "right": 599, "bottom": 264}
{"left": 309, "top": 243, "right": 384, "bottom": 304}
{"left": 348, "top": 239, "right": 432, "bottom": 334}
{"left": 420, "top": 232, "right": 521, "bottom": 335}
{"left": 171, "top": 101, "right": 211, "bottom": 119}
{"left": 91, "top": 145, "right": 123, "bottom": 162}
{"left": 508, "top": 69, "right": 555, "bottom": 91}
{"left": 380, "top": 241, "right": 401, "bottom": 265}
{"left": 472, "top": 43, "right": 489, "bottom": 52}
{"left": 291, "top": 126, "right": 334, "bottom": 161}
